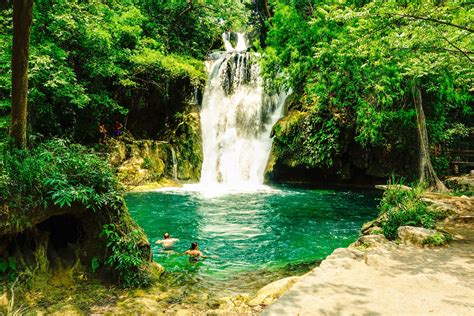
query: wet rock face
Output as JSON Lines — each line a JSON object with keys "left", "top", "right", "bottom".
{"left": 264, "top": 107, "right": 417, "bottom": 185}
{"left": 109, "top": 139, "right": 171, "bottom": 186}
{"left": 108, "top": 112, "right": 203, "bottom": 186}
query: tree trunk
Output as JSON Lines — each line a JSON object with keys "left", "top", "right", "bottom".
{"left": 264, "top": 0, "right": 271, "bottom": 18}
{"left": 412, "top": 85, "right": 448, "bottom": 192}
{"left": 10, "top": 0, "right": 33, "bottom": 148}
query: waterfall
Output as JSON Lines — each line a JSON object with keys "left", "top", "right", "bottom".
{"left": 170, "top": 145, "right": 178, "bottom": 181}
{"left": 199, "top": 32, "right": 286, "bottom": 187}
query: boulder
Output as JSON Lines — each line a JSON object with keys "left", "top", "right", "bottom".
{"left": 444, "top": 173, "right": 474, "bottom": 195}
{"left": 248, "top": 276, "right": 300, "bottom": 307}
{"left": 353, "top": 234, "right": 388, "bottom": 248}
{"left": 397, "top": 226, "right": 437, "bottom": 247}
{"left": 375, "top": 184, "right": 412, "bottom": 191}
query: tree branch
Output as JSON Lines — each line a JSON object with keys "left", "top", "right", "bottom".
{"left": 178, "top": 2, "right": 219, "bottom": 17}
{"left": 394, "top": 13, "right": 473, "bottom": 33}
{"left": 437, "top": 32, "right": 473, "bottom": 62}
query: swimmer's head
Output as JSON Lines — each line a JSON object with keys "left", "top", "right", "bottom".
{"left": 164, "top": 233, "right": 170, "bottom": 239}
{"left": 190, "top": 242, "right": 198, "bottom": 250}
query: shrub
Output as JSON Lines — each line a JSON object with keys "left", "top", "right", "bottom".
{"left": 0, "top": 138, "right": 121, "bottom": 212}
{"left": 100, "top": 223, "right": 151, "bottom": 288}
{"left": 378, "top": 179, "right": 447, "bottom": 240}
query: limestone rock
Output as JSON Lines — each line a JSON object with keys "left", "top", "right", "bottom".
{"left": 375, "top": 184, "right": 412, "bottom": 191}
{"left": 248, "top": 276, "right": 300, "bottom": 306}
{"left": 353, "top": 234, "right": 388, "bottom": 248}
{"left": 397, "top": 226, "right": 437, "bottom": 247}
{"left": 444, "top": 173, "right": 474, "bottom": 194}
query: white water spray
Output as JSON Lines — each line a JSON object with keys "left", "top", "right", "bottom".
{"left": 199, "top": 32, "right": 286, "bottom": 187}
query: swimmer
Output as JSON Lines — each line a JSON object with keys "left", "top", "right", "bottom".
{"left": 184, "top": 242, "right": 207, "bottom": 260}
{"left": 155, "top": 232, "right": 179, "bottom": 250}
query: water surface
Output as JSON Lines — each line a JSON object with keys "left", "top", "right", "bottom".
{"left": 126, "top": 185, "right": 379, "bottom": 298}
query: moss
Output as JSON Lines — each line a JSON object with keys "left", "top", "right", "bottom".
{"left": 422, "top": 232, "right": 453, "bottom": 246}
{"left": 172, "top": 112, "right": 203, "bottom": 181}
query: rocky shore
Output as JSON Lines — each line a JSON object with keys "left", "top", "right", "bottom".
{"left": 261, "top": 191, "right": 474, "bottom": 315}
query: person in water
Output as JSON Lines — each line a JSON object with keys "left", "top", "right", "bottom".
{"left": 184, "top": 242, "right": 206, "bottom": 260}
{"left": 155, "top": 232, "right": 179, "bottom": 250}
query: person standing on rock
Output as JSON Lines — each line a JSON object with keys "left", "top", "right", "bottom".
{"left": 155, "top": 232, "right": 179, "bottom": 250}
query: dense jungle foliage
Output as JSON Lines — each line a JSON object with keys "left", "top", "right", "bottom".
{"left": 264, "top": 0, "right": 472, "bottom": 178}
{"left": 0, "top": 0, "right": 250, "bottom": 142}
{"left": 0, "top": 139, "right": 120, "bottom": 212}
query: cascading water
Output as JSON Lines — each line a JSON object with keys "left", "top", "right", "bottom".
{"left": 170, "top": 145, "right": 178, "bottom": 181}
{"left": 199, "top": 33, "right": 287, "bottom": 187}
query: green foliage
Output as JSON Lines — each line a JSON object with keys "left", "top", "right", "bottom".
{"left": 423, "top": 232, "right": 452, "bottom": 246}
{"left": 0, "top": 0, "right": 249, "bottom": 141}
{"left": 0, "top": 256, "right": 17, "bottom": 281}
{"left": 273, "top": 110, "right": 342, "bottom": 168}
{"left": 378, "top": 179, "right": 447, "bottom": 240}
{"left": 100, "top": 223, "right": 150, "bottom": 288}
{"left": 91, "top": 256, "right": 100, "bottom": 273}
{"left": 0, "top": 139, "right": 121, "bottom": 212}
{"left": 141, "top": 156, "right": 152, "bottom": 170}
{"left": 264, "top": 0, "right": 473, "bottom": 173}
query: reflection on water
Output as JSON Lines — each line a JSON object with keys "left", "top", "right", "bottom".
{"left": 126, "top": 185, "right": 380, "bottom": 298}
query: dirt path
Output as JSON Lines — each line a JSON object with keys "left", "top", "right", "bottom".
{"left": 263, "top": 202, "right": 474, "bottom": 315}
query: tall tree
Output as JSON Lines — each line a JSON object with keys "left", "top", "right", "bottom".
{"left": 412, "top": 85, "right": 448, "bottom": 192}
{"left": 10, "top": 0, "right": 33, "bottom": 148}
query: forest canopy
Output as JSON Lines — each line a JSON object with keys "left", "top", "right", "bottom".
{"left": 0, "top": 0, "right": 251, "bottom": 142}
{"left": 264, "top": 0, "right": 472, "bottom": 177}
{"left": 0, "top": 0, "right": 471, "bottom": 178}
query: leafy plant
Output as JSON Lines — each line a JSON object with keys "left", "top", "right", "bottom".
{"left": 378, "top": 178, "right": 447, "bottom": 240}
{"left": 0, "top": 257, "right": 17, "bottom": 281}
{"left": 100, "top": 224, "right": 150, "bottom": 288}
{"left": 91, "top": 257, "right": 100, "bottom": 273}
{"left": 1, "top": 138, "right": 121, "bottom": 214}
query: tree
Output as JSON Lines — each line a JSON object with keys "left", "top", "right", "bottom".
{"left": 412, "top": 85, "right": 447, "bottom": 192}
{"left": 10, "top": 0, "right": 33, "bottom": 148}
{"left": 263, "top": 0, "right": 472, "bottom": 189}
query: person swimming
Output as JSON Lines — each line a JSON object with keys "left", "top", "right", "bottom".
{"left": 184, "top": 242, "right": 206, "bottom": 261}
{"left": 155, "top": 232, "right": 179, "bottom": 250}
